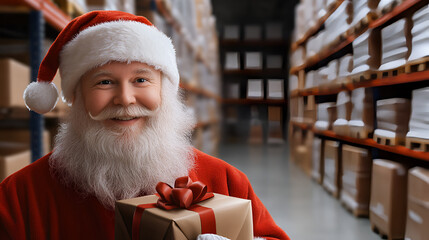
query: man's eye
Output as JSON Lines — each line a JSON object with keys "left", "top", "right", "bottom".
{"left": 136, "top": 78, "right": 147, "bottom": 83}
{"left": 98, "top": 80, "right": 112, "bottom": 85}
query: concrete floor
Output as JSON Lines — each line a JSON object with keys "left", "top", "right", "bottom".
{"left": 217, "top": 142, "right": 380, "bottom": 240}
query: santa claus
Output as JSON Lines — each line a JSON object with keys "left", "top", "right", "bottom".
{"left": 0, "top": 11, "right": 289, "bottom": 240}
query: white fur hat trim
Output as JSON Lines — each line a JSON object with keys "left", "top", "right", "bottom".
{"left": 59, "top": 20, "right": 179, "bottom": 104}
{"left": 23, "top": 81, "right": 59, "bottom": 114}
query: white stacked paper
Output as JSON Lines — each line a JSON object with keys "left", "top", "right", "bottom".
{"left": 247, "top": 79, "right": 263, "bottom": 99}
{"left": 289, "top": 75, "right": 299, "bottom": 91}
{"left": 408, "top": 5, "right": 429, "bottom": 61}
{"left": 245, "top": 52, "right": 262, "bottom": 69}
{"left": 267, "top": 79, "right": 284, "bottom": 99}
{"left": 318, "top": 59, "right": 339, "bottom": 84}
{"left": 224, "top": 52, "right": 240, "bottom": 70}
{"left": 290, "top": 46, "right": 305, "bottom": 67}
{"left": 324, "top": 0, "right": 352, "bottom": 46}
{"left": 306, "top": 31, "right": 326, "bottom": 59}
{"left": 379, "top": 19, "right": 410, "bottom": 70}
{"left": 338, "top": 54, "right": 354, "bottom": 79}
{"left": 315, "top": 102, "right": 336, "bottom": 130}
{"left": 349, "top": 88, "right": 374, "bottom": 132}
{"left": 376, "top": 98, "right": 411, "bottom": 136}
{"left": 407, "top": 87, "right": 429, "bottom": 139}
{"left": 223, "top": 25, "right": 240, "bottom": 40}
{"left": 333, "top": 91, "right": 352, "bottom": 135}
{"left": 351, "top": 0, "right": 377, "bottom": 27}
{"left": 351, "top": 29, "right": 380, "bottom": 74}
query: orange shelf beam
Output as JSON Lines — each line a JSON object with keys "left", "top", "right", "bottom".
{"left": 2, "top": 0, "right": 71, "bottom": 30}
{"left": 223, "top": 98, "right": 287, "bottom": 105}
{"left": 369, "top": 0, "right": 424, "bottom": 29}
{"left": 290, "top": 121, "right": 429, "bottom": 162}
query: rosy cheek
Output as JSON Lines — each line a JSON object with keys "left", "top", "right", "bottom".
{"left": 137, "top": 90, "right": 161, "bottom": 110}
{"left": 84, "top": 91, "right": 112, "bottom": 116}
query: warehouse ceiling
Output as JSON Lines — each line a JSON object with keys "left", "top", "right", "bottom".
{"left": 211, "top": 0, "right": 300, "bottom": 30}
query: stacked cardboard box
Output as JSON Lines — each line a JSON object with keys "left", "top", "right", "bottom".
{"left": 374, "top": 98, "right": 411, "bottom": 145}
{"left": 370, "top": 159, "right": 408, "bottom": 239}
{"left": 323, "top": 140, "right": 341, "bottom": 198}
{"left": 405, "top": 167, "right": 429, "bottom": 240}
{"left": 340, "top": 145, "right": 372, "bottom": 217}
{"left": 0, "top": 142, "right": 31, "bottom": 181}
{"left": 0, "top": 58, "right": 30, "bottom": 108}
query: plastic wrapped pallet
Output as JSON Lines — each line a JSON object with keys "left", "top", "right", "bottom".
{"left": 348, "top": 87, "right": 374, "bottom": 138}
{"left": 405, "top": 167, "right": 429, "bottom": 240}
{"left": 333, "top": 91, "right": 352, "bottom": 136}
{"left": 312, "top": 137, "right": 324, "bottom": 184}
{"left": 351, "top": 29, "right": 381, "bottom": 76}
{"left": 374, "top": 98, "right": 411, "bottom": 145}
{"left": 290, "top": 46, "right": 305, "bottom": 67}
{"left": 406, "top": 86, "right": 429, "bottom": 150}
{"left": 340, "top": 145, "right": 372, "bottom": 217}
{"left": 224, "top": 52, "right": 240, "bottom": 70}
{"left": 379, "top": 18, "right": 412, "bottom": 71}
{"left": 245, "top": 52, "right": 262, "bottom": 69}
{"left": 324, "top": 0, "right": 352, "bottom": 47}
{"left": 323, "top": 140, "right": 341, "bottom": 198}
{"left": 370, "top": 159, "right": 408, "bottom": 239}
{"left": 267, "top": 79, "right": 284, "bottom": 99}
{"left": 338, "top": 54, "right": 353, "bottom": 84}
{"left": 247, "top": 79, "right": 263, "bottom": 99}
{"left": 315, "top": 102, "right": 336, "bottom": 130}
{"left": 408, "top": 4, "right": 429, "bottom": 61}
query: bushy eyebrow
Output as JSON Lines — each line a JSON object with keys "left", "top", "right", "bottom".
{"left": 90, "top": 70, "right": 112, "bottom": 79}
{"left": 133, "top": 68, "right": 157, "bottom": 76}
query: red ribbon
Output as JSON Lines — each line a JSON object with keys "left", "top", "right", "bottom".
{"left": 132, "top": 177, "right": 216, "bottom": 240}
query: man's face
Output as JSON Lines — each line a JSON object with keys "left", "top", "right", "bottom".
{"left": 80, "top": 61, "right": 162, "bottom": 130}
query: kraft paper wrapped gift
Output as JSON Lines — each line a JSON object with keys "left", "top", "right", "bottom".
{"left": 115, "top": 188, "right": 253, "bottom": 240}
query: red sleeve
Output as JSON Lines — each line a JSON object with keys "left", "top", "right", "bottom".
{"left": 190, "top": 149, "right": 290, "bottom": 240}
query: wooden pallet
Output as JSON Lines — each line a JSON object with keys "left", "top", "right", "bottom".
{"left": 371, "top": 223, "right": 403, "bottom": 240}
{"left": 380, "top": 0, "right": 402, "bottom": 16}
{"left": 340, "top": 201, "right": 369, "bottom": 218}
{"left": 373, "top": 131, "right": 405, "bottom": 146}
{"left": 406, "top": 136, "right": 429, "bottom": 152}
{"left": 349, "top": 125, "right": 372, "bottom": 139}
{"left": 377, "top": 65, "right": 406, "bottom": 79}
{"left": 350, "top": 70, "right": 378, "bottom": 83}
{"left": 405, "top": 56, "right": 429, "bottom": 73}
{"left": 347, "top": 12, "right": 378, "bottom": 36}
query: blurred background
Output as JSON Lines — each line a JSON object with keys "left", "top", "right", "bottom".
{"left": 1, "top": 0, "right": 429, "bottom": 239}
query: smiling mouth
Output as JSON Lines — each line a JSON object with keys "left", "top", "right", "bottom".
{"left": 111, "top": 116, "right": 140, "bottom": 121}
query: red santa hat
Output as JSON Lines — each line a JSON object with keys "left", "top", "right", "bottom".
{"left": 24, "top": 10, "right": 179, "bottom": 114}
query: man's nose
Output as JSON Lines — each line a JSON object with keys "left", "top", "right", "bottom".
{"left": 113, "top": 84, "right": 137, "bottom": 106}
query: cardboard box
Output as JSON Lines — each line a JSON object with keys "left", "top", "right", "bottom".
{"left": 247, "top": 79, "right": 263, "bottom": 99}
{"left": 323, "top": 140, "right": 341, "bottom": 198}
{"left": 267, "top": 79, "right": 284, "bottom": 99}
{"left": 340, "top": 145, "right": 371, "bottom": 215}
{"left": 0, "top": 58, "right": 30, "bottom": 108}
{"left": 0, "top": 129, "right": 51, "bottom": 155}
{"left": 376, "top": 98, "right": 411, "bottom": 134}
{"left": 405, "top": 167, "right": 429, "bottom": 240}
{"left": 370, "top": 159, "right": 407, "bottom": 239}
{"left": 115, "top": 193, "right": 253, "bottom": 240}
{"left": 0, "top": 142, "right": 31, "bottom": 181}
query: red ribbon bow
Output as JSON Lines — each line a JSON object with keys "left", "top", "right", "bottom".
{"left": 156, "top": 176, "right": 214, "bottom": 210}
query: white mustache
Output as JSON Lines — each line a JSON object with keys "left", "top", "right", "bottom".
{"left": 89, "top": 105, "right": 157, "bottom": 121}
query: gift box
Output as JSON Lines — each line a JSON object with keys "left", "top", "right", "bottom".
{"left": 115, "top": 178, "right": 253, "bottom": 240}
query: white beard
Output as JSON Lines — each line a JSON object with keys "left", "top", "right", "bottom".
{"left": 50, "top": 80, "right": 196, "bottom": 209}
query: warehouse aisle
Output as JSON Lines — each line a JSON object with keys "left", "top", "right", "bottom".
{"left": 217, "top": 142, "right": 380, "bottom": 240}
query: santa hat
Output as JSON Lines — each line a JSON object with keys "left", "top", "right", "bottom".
{"left": 24, "top": 10, "right": 179, "bottom": 114}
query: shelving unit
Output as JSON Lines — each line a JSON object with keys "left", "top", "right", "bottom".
{"left": 220, "top": 26, "right": 288, "bottom": 143}
{"left": 289, "top": 0, "right": 429, "bottom": 165}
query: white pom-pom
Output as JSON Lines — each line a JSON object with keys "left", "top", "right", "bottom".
{"left": 23, "top": 81, "right": 59, "bottom": 114}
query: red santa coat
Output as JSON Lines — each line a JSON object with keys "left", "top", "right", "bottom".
{"left": 0, "top": 148, "right": 289, "bottom": 240}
